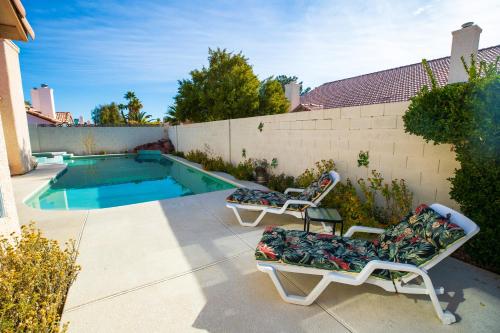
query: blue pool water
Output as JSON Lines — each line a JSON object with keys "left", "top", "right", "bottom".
{"left": 25, "top": 155, "right": 235, "bottom": 210}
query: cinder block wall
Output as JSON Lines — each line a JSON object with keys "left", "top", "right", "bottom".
{"left": 168, "top": 101, "right": 459, "bottom": 208}
{"left": 29, "top": 126, "right": 168, "bottom": 155}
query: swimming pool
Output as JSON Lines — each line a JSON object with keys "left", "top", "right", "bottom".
{"left": 25, "top": 154, "right": 236, "bottom": 210}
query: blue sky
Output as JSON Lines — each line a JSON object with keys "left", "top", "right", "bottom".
{"left": 18, "top": 0, "right": 500, "bottom": 122}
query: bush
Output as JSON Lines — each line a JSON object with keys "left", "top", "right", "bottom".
{"left": 295, "top": 159, "right": 336, "bottom": 188}
{"left": 267, "top": 173, "right": 295, "bottom": 193}
{"left": 229, "top": 159, "right": 254, "bottom": 180}
{"left": 202, "top": 156, "right": 231, "bottom": 172}
{"left": 185, "top": 150, "right": 209, "bottom": 164}
{"left": 403, "top": 56, "right": 499, "bottom": 273}
{"left": 171, "top": 151, "right": 185, "bottom": 158}
{"left": 357, "top": 170, "right": 413, "bottom": 225}
{"left": 0, "top": 225, "right": 80, "bottom": 332}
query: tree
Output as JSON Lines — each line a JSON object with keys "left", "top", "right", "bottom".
{"left": 275, "top": 74, "right": 311, "bottom": 95}
{"left": 120, "top": 91, "right": 143, "bottom": 121}
{"left": 129, "top": 111, "right": 152, "bottom": 124}
{"left": 170, "top": 48, "right": 288, "bottom": 123}
{"left": 91, "top": 103, "right": 123, "bottom": 125}
{"left": 259, "top": 78, "right": 290, "bottom": 115}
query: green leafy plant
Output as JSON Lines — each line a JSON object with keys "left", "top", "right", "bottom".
{"left": 357, "top": 150, "right": 369, "bottom": 168}
{"left": 267, "top": 173, "right": 295, "bottom": 193}
{"left": 0, "top": 224, "right": 80, "bottom": 332}
{"left": 185, "top": 150, "right": 209, "bottom": 164}
{"left": 295, "top": 159, "right": 336, "bottom": 188}
{"left": 230, "top": 159, "right": 254, "bottom": 180}
{"left": 358, "top": 170, "right": 413, "bottom": 225}
{"left": 171, "top": 151, "right": 185, "bottom": 158}
{"left": 202, "top": 156, "right": 232, "bottom": 172}
{"left": 403, "top": 55, "right": 500, "bottom": 273}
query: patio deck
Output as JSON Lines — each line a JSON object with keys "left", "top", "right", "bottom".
{"left": 12, "top": 163, "right": 500, "bottom": 333}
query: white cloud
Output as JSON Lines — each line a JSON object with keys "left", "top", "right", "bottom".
{"left": 21, "top": 0, "right": 500, "bottom": 118}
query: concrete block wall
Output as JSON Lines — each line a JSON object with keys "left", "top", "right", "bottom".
{"left": 168, "top": 101, "right": 459, "bottom": 209}
{"left": 29, "top": 126, "right": 168, "bottom": 155}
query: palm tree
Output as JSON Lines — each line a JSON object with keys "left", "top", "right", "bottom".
{"left": 123, "top": 91, "right": 143, "bottom": 120}
{"left": 130, "top": 111, "right": 152, "bottom": 124}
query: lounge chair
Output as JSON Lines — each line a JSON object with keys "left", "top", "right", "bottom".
{"left": 226, "top": 171, "right": 340, "bottom": 227}
{"left": 254, "top": 203, "right": 479, "bottom": 324}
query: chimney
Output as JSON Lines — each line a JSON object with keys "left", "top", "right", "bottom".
{"left": 30, "top": 84, "right": 56, "bottom": 119}
{"left": 448, "top": 22, "right": 482, "bottom": 84}
{"left": 284, "top": 82, "right": 300, "bottom": 112}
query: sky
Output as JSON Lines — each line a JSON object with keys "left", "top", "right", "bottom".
{"left": 18, "top": 0, "right": 500, "bottom": 122}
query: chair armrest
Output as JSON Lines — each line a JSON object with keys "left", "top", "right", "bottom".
{"left": 344, "top": 226, "right": 385, "bottom": 238}
{"left": 284, "top": 188, "right": 304, "bottom": 194}
{"left": 277, "top": 199, "right": 315, "bottom": 213}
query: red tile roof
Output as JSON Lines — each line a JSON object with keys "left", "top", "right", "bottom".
{"left": 300, "top": 45, "right": 500, "bottom": 109}
{"left": 56, "top": 112, "right": 74, "bottom": 124}
{"left": 26, "top": 108, "right": 58, "bottom": 124}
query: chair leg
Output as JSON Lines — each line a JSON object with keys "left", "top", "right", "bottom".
{"left": 229, "top": 206, "right": 267, "bottom": 227}
{"left": 258, "top": 264, "right": 330, "bottom": 306}
{"left": 417, "top": 270, "right": 456, "bottom": 325}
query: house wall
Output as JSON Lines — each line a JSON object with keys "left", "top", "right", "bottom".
{"left": 0, "top": 39, "right": 32, "bottom": 175}
{"left": 0, "top": 113, "right": 21, "bottom": 239}
{"left": 29, "top": 126, "right": 168, "bottom": 155}
{"left": 169, "top": 101, "right": 460, "bottom": 209}
{"left": 27, "top": 113, "right": 54, "bottom": 125}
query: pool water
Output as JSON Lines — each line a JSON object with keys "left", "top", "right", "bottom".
{"left": 25, "top": 155, "right": 235, "bottom": 210}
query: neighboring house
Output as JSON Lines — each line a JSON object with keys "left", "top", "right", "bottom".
{"left": 56, "top": 111, "right": 73, "bottom": 124}
{"left": 296, "top": 45, "right": 500, "bottom": 111}
{"left": 26, "top": 107, "right": 58, "bottom": 125}
{"left": 26, "top": 84, "right": 74, "bottom": 125}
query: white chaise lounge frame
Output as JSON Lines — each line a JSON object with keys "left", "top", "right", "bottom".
{"left": 257, "top": 204, "right": 479, "bottom": 325}
{"left": 226, "top": 171, "right": 340, "bottom": 227}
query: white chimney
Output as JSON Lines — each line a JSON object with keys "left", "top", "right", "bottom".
{"left": 284, "top": 82, "right": 300, "bottom": 112}
{"left": 30, "top": 84, "right": 56, "bottom": 119}
{"left": 448, "top": 22, "right": 482, "bottom": 84}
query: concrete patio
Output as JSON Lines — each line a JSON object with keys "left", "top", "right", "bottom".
{"left": 12, "top": 163, "right": 500, "bottom": 333}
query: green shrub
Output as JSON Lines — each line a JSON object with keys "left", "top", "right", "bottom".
{"left": 267, "top": 173, "right": 295, "bottom": 193}
{"left": 185, "top": 150, "right": 209, "bottom": 164}
{"left": 358, "top": 170, "right": 413, "bottom": 226}
{"left": 403, "top": 56, "right": 499, "bottom": 273}
{"left": 295, "top": 159, "right": 336, "bottom": 187}
{"left": 202, "top": 156, "right": 231, "bottom": 172}
{"left": 0, "top": 224, "right": 80, "bottom": 333}
{"left": 229, "top": 159, "right": 254, "bottom": 181}
{"left": 324, "top": 180, "right": 378, "bottom": 230}
{"left": 171, "top": 151, "right": 185, "bottom": 158}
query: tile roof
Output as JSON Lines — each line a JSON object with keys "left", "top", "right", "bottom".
{"left": 300, "top": 45, "right": 500, "bottom": 109}
{"left": 56, "top": 112, "right": 74, "bottom": 124}
{"left": 26, "top": 108, "right": 58, "bottom": 124}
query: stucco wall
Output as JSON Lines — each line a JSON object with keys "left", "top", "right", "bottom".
{"left": 27, "top": 113, "right": 54, "bottom": 125}
{"left": 0, "top": 39, "right": 32, "bottom": 175}
{"left": 29, "top": 126, "right": 168, "bottom": 155}
{"left": 169, "top": 102, "right": 460, "bottom": 209}
{"left": 0, "top": 113, "right": 21, "bottom": 239}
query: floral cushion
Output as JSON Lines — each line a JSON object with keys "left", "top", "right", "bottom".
{"left": 297, "top": 172, "right": 333, "bottom": 202}
{"left": 378, "top": 204, "right": 465, "bottom": 251}
{"left": 281, "top": 230, "right": 380, "bottom": 273}
{"left": 255, "top": 226, "right": 286, "bottom": 261}
{"left": 406, "top": 204, "right": 465, "bottom": 249}
{"left": 256, "top": 206, "right": 466, "bottom": 280}
{"left": 226, "top": 188, "right": 290, "bottom": 209}
{"left": 227, "top": 172, "right": 334, "bottom": 212}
